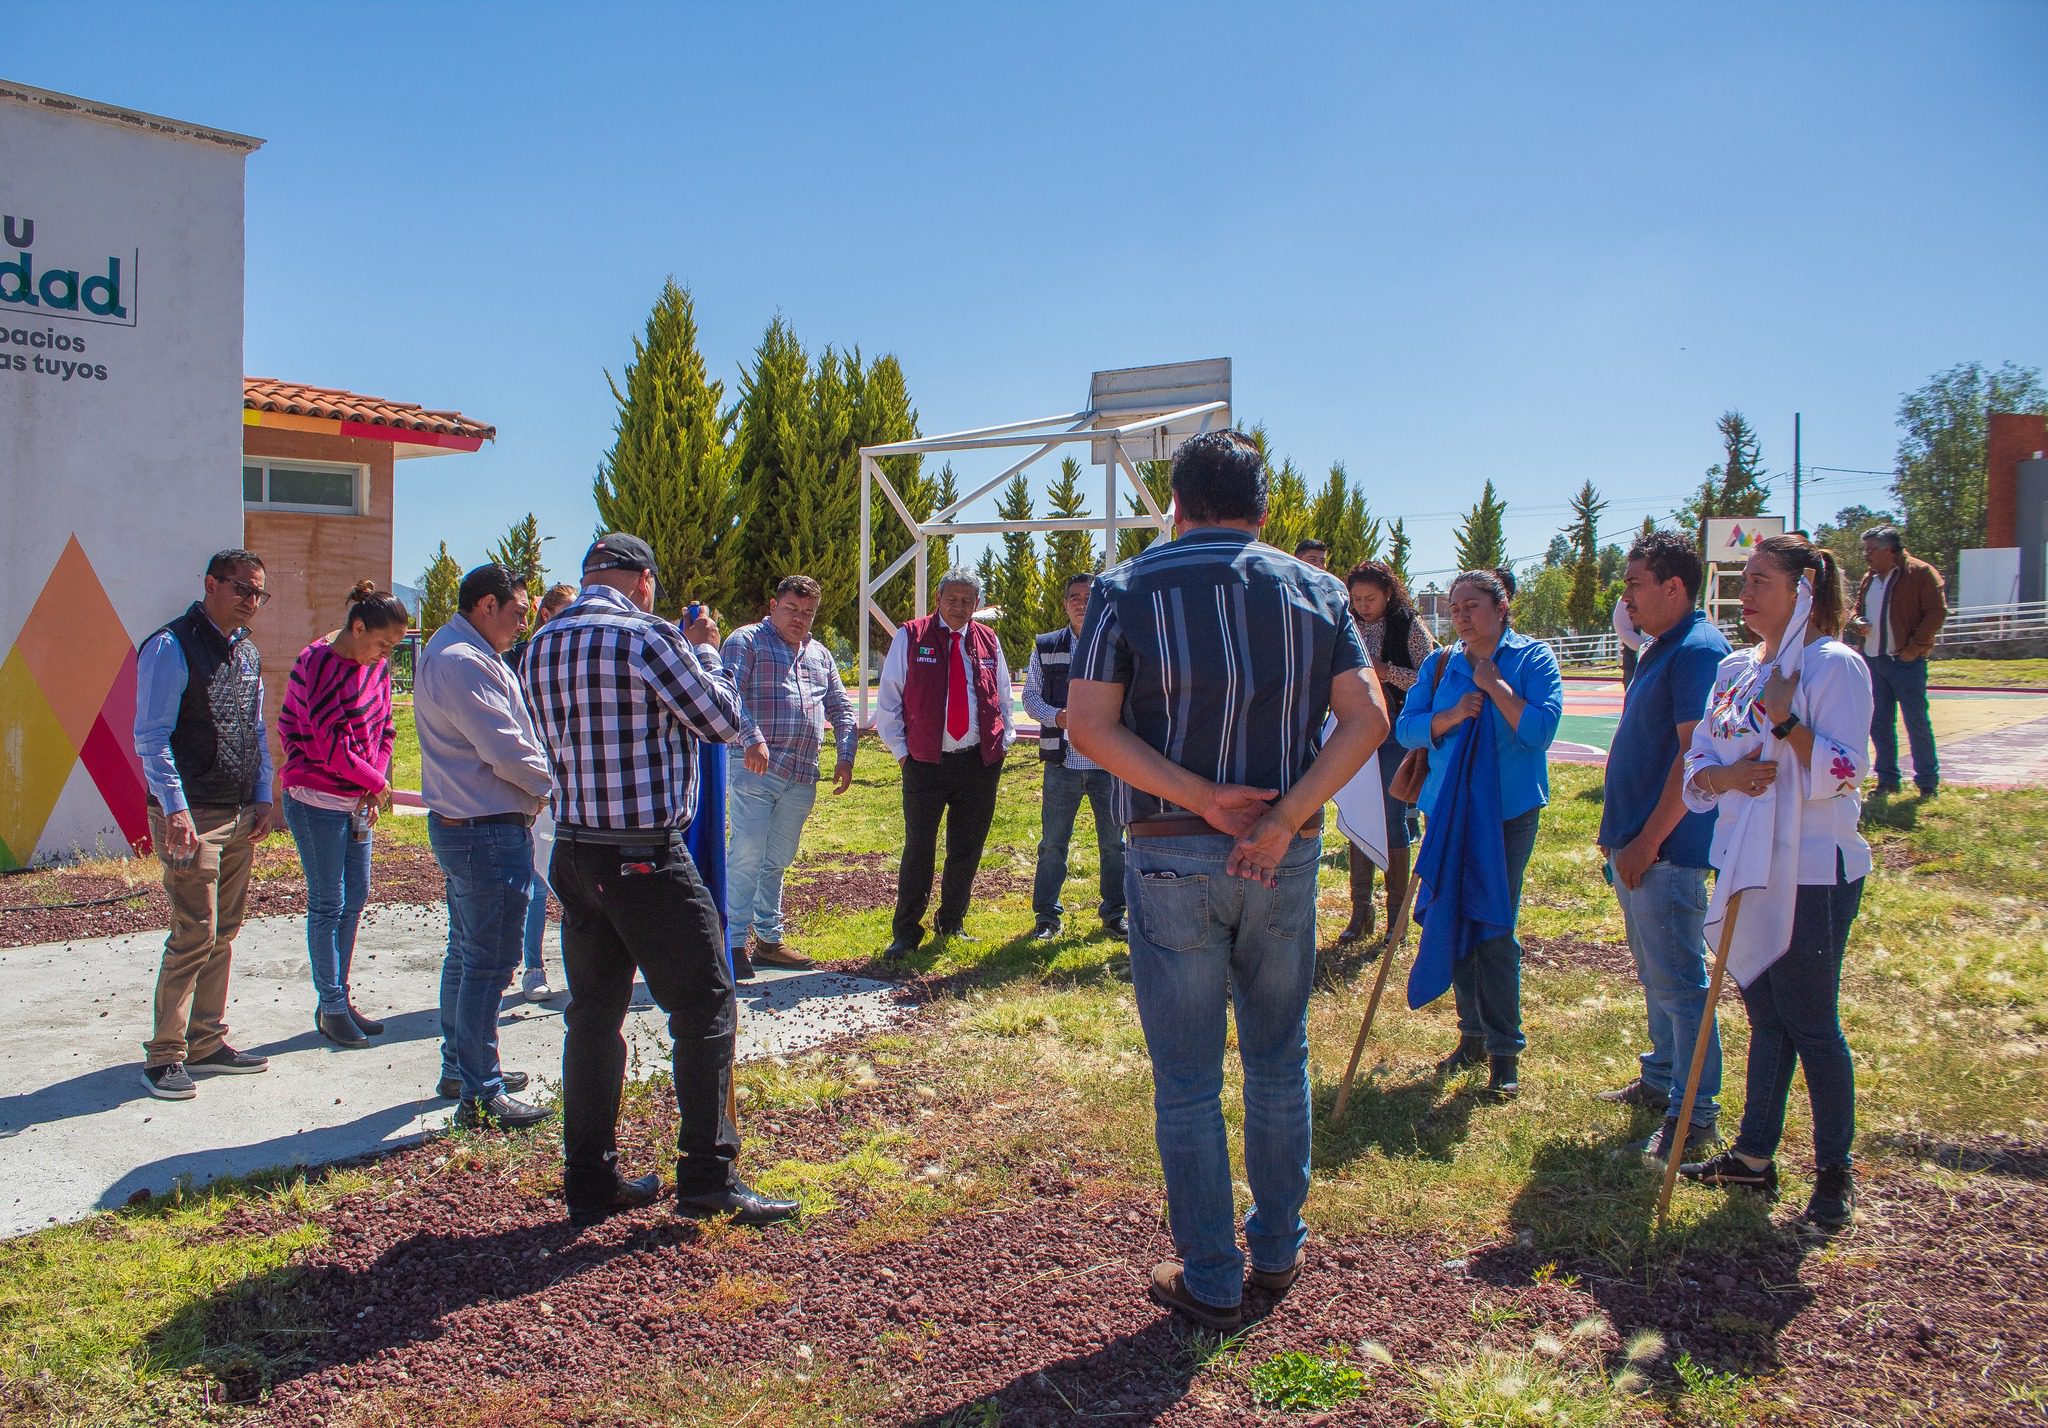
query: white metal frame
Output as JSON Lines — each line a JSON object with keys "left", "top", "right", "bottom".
{"left": 856, "top": 366, "right": 1229, "bottom": 722}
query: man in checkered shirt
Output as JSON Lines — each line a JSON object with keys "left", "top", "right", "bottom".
{"left": 521, "top": 533, "right": 799, "bottom": 1229}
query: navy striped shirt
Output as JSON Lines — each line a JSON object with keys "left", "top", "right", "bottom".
{"left": 1072, "top": 526, "right": 1369, "bottom": 824}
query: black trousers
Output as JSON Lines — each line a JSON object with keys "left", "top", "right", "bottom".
{"left": 893, "top": 750, "right": 1005, "bottom": 944}
{"left": 551, "top": 830, "right": 736, "bottom": 1201}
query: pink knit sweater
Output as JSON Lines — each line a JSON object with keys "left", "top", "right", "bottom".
{"left": 278, "top": 640, "right": 395, "bottom": 798}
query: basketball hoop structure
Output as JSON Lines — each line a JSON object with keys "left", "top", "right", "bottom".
{"left": 855, "top": 358, "right": 1231, "bottom": 722}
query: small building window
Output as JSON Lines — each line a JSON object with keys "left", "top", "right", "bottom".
{"left": 242, "top": 459, "right": 365, "bottom": 514}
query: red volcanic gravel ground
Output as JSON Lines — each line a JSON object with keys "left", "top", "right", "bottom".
{"left": 185, "top": 1062, "right": 2048, "bottom": 1427}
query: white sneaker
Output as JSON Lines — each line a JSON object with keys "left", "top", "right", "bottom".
{"left": 521, "top": 968, "right": 553, "bottom": 1001}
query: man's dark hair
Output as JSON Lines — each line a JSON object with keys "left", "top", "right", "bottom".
{"left": 458, "top": 563, "right": 522, "bottom": 614}
{"left": 1626, "top": 529, "right": 1705, "bottom": 602}
{"left": 1064, "top": 571, "right": 1095, "bottom": 595}
{"left": 774, "top": 574, "right": 823, "bottom": 601}
{"left": 1170, "top": 430, "right": 1268, "bottom": 524}
{"left": 1294, "top": 538, "right": 1327, "bottom": 557}
{"left": 1861, "top": 524, "right": 1904, "bottom": 554}
{"left": 205, "top": 549, "right": 265, "bottom": 579}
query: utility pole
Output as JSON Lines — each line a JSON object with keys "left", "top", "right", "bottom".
{"left": 1792, "top": 412, "right": 1803, "bottom": 532}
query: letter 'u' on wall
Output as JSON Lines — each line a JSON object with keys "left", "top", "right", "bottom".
{"left": 0, "top": 83, "right": 262, "bottom": 866}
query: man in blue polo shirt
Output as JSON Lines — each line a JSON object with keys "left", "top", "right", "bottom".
{"left": 1595, "top": 531, "right": 1730, "bottom": 1163}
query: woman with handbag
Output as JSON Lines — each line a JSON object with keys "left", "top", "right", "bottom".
{"left": 1675, "top": 534, "right": 1872, "bottom": 1230}
{"left": 279, "top": 581, "right": 406, "bottom": 1047}
{"left": 1338, "top": 561, "right": 1436, "bottom": 945}
{"left": 1395, "top": 569, "right": 1563, "bottom": 1098}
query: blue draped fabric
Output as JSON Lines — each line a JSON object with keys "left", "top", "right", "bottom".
{"left": 686, "top": 740, "right": 731, "bottom": 976}
{"left": 1407, "top": 706, "right": 1513, "bottom": 1011}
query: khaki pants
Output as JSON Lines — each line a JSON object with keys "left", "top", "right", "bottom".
{"left": 145, "top": 803, "right": 258, "bottom": 1067}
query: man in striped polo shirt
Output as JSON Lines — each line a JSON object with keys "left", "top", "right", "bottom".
{"left": 1068, "top": 430, "right": 1389, "bottom": 1332}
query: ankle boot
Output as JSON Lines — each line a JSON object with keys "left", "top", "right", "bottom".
{"left": 1486, "top": 1054, "right": 1520, "bottom": 1100}
{"left": 1336, "top": 847, "right": 1377, "bottom": 944}
{"left": 1436, "top": 1035, "right": 1486, "bottom": 1075}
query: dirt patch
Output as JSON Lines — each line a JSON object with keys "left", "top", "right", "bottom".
{"left": 173, "top": 1053, "right": 2048, "bottom": 1426}
{"left": 1522, "top": 933, "right": 1637, "bottom": 980}
{"left": 783, "top": 851, "right": 1033, "bottom": 924}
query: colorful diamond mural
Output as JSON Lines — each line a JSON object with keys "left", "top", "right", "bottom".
{"left": 0, "top": 537, "right": 147, "bottom": 869}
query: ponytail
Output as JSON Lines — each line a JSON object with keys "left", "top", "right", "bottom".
{"left": 345, "top": 579, "right": 410, "bottom": 634}
{"left": 1754, "top": 534, "right": 1846, "bottom": 637}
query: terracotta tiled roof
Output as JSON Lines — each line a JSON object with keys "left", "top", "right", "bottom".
{"left": 243, "top": 378, "right": 496, "bottom": 441}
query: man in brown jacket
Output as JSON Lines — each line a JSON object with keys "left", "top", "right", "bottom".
{"left": 1852, "top": 525, "right": 1946, "bottom": 796}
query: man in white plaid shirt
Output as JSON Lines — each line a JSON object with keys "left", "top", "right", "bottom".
{"left": 721, "top": 574, "right": 858, "bottom": 971}
{"left": 521, "top": 533, "right": 799, "bottom": 1229}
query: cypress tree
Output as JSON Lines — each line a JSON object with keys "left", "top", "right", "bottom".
{"left": 859, "top": 354, "right": 925, "bottom": 635}
{"left": 992, "top": 472, "right": 1039, "bottom": 667}
{"left": 1453, "top": 480, "right": 1509, "bottom": 572}
{"left": 1388, "top": 518, "right": 1413, "bottom": 588}
{"left": 729, "top": 316, "right": 812, "bottom": 621}
{"left": 1037, "top": 455, "right": 1097, "bottom": 630}
{"left": 1564, "top": 480, "right": 1607, "bottom": 632}
{"left": 926, "top": 463, "right": 959, "bottom": 604}
{"left": 1117, "top": 458, "right": 1175, "bottom": 562}
{"left": 592, "top": 280, "right": 739, "bottom": 620}
{"left": 418, "top": 542, "right": 461, "bottom": 633}
{"left": 487, "top": 513, "right": 548, "bottom": 605}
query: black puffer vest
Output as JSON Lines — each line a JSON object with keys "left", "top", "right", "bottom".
{"left": 1034, "top": 627, "right": 1074, "bottom": 764}
{"left": 156, "top": 603, "right": 265, "bottom": 807}
{"left": 1380, "top": 604, "right": 1419, "bottom": 719}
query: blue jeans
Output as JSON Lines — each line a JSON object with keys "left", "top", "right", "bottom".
{"left": 428, "top": 816, "right": 533, "bottom": 1100}
{"left": 724, "top": 768, "right": 818, "bottom": 948}
{"left": 1612, "top": 859, "right": 1721, "bottom": 1124}
{"left": 1865, "top": 654, "right": 1938, "bottom": 792}
{"left": 1735, "top": 869, "right": 1863, "bottom": 1168}
{"left": 284, "top": 797, "right": 370, "bottom": 1016}
{"left": 522, "top": 809, "right": 555, "bottom": 974}
{"left": 1452, "top": 808, "right": 1540, "bottom": 1056}
{"left": 1031, "top": 763, "right": 1126, "bottom": 924}
{"left": 1125, "top": 831, "right": 1321, "bottom": 1310}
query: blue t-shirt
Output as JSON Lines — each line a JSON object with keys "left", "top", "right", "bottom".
{"left": 1598, "top": 609, "right": 1729, "bottom": 867}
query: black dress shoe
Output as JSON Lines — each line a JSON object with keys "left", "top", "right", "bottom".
{"left": 934, "top": 925, "right": 978, "bottom": 943}
{"left": 437, "top": 1069, "right": 529, "bottom": 1100}
{"left": 348, "top": 1004, "right": 385, "bottom": 1036}
{"left": 568, "top": 1172, "right": 662, "bottom": 1227}
{"left": 317, "top": 1010, "right": 368, "bottom": 1048}
{"left": 1102, "top": 913, "right": 1129, "bottom": 939}
{"left": 880, "top": 938, "right": 920, "bottom": 962}
{"left": 1028, "top": 919, "right": 1062, "bottom": 942}
{"left": 454, "top": 1092, "right": 552, "bottom": 1131}
{"left": 1435, "top": 1035, "right": 1485, "bottom": 1076}
{"left": 732, "top": 945, "right": 757, "bottom": 982}
{"left": 674, "top": 1179, "right": 800, "bottom": 1227}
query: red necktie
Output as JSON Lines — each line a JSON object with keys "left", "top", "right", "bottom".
{"left": 946, "top": 629, "right": 971, "bottom": 741}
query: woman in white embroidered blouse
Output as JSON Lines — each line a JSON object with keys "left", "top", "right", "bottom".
{"left": 1674, "top": 534, "right": 1873, "bottom": 1231}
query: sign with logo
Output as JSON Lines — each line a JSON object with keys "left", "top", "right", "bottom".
{"left": 0, "top": 214, "right": 135, "bottom": 326}
{"left": 1702, "top": 516, "right": 1785, "bottom": 565}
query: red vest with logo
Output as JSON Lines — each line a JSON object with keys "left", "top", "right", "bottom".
{"left": 901, "top": 614, "right": 1007, "bottom": 766}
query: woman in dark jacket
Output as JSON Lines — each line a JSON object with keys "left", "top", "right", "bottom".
{"left": 1338, "top": 561, "right": 1437, "bottom": 944}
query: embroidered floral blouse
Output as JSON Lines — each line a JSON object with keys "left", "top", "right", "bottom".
{"left": 1681, "top": 637, "right": 1875, "bottom": 886}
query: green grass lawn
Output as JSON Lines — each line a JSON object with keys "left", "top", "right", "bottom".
{"left": 8, "top": 751, "right": 2045, "bottom": 1424}
{"left": 1928, "top": 656, "right": 2048, "bottom": 687}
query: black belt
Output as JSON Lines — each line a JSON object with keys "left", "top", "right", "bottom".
{"left": 554, "top": 822, "right": 685, "bottom": 845}
{"left": 430, "top": 810, "right": 533, "bottom": 827}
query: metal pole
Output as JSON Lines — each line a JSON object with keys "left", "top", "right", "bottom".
{"left": 859, "top": 455, "right": 873, "bottom": 726}
{"left": 1104, "top": 447, "right": 1118, "bottom": 569}
{"left": 1792, "top": 412, "right": 1802, "bottom": 532}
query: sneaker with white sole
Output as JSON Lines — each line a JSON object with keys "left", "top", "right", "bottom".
{"left": 521, "top": 968, "right": 553, "bottom": 1001}
{"left": 190, "top": 1045, "right": 269, "bottom": 1074}
{"left": 142, "top": 1063, "right": 197, "bottom": 1099}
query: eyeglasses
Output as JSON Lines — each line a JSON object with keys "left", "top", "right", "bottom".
{"left": 216, "top": 576, "right": 271, "bottom": 607}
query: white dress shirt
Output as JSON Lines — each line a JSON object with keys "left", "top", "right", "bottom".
{"left": 1862, "top": 570, "right": 1896, "bottom": 656}
{"left": 874, "top": 617, "right": 1015, "bottom": 759}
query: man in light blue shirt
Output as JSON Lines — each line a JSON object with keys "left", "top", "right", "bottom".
{"left": 414, "top": 564, "right": 554, "bottom": 1129}
{"left": 133, "top": 549, "right": 279, "bottom": 1100}
{"left": 1024, "top": 571, "right": 1126, "bottom": 941}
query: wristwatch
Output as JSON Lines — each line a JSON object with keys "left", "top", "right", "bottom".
{"left": 1771, "top": 710, "right": 1802, "bottom": 740}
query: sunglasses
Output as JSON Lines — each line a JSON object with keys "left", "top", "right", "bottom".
{"left": 216, "top": 575, "right": 271, "bottom": 607}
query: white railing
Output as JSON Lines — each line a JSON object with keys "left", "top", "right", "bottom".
{"left": 1935, "top": 600, "right": 2048, "bottom": 647}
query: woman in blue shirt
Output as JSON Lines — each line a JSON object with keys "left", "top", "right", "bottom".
{"left": 1396, "top": 569, "right": 1564, "bottom": 1097}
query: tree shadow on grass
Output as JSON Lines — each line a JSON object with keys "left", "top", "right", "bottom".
{"left": 1470, "top": 1131, "right": 1822, "bottom": 1379}
{"left": 898, "top": 1316, "right": 1211, "bottom": 1428}
{"left": 143, "top": 1212, "right": 710, "bottom": 1403}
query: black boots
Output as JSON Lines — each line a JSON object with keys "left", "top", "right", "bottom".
{"left": 1435, "top": 1035, "right": 1485, "bottom": 1076}
{"left": 1486, "top": 1055, "right": 1520, "bottom": 1100}
{"left": 1336, "top": 846, "right": 1376, "bottom": 944}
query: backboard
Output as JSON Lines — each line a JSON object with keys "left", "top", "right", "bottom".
{"left": 1088, "top": 358, "right": 1231, "bottom": 464}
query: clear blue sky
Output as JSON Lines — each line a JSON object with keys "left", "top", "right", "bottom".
{"left": 19, "top": 2, "right": 2047, "bottom": 593}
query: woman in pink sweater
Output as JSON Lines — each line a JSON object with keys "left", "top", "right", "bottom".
{"left": 280, "top": 582, "right": 406, "bottom": 1048}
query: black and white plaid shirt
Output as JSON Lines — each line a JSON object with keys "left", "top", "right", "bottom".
{"left": 520, "top": 585, "right": 745, "bottom": 830}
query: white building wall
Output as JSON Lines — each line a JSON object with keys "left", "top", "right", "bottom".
{"left": 0, "top": 85, "right": 258, "bottom": 865}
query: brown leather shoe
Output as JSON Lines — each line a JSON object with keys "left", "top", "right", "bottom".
{"left": 749, "top": 940, "right": 816, "bottom": 970}
{"left": 1247, "top": 1246, "right": 1306, "bottom": 1294}
{"left": 1148, "top": 1261, "right": 1242, "bottom": 1331}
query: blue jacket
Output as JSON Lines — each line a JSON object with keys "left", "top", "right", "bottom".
{"left": 1408, "top": 703, "right": 1511, "bottom": 1011}
{"left": 1395, "top": 628, "right": 1563, "bottom": 820}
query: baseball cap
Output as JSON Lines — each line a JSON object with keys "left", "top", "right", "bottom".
{"left": 582, "top": 533, "right": 656, "bottom": 575}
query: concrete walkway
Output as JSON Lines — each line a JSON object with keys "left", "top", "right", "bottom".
{"left": 0, "top": 906, "right": 904, "bottom": 1237}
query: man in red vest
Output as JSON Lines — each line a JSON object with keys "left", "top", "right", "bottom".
{"left": 875, "top": 569, "right": 1014, "bottom": 959}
